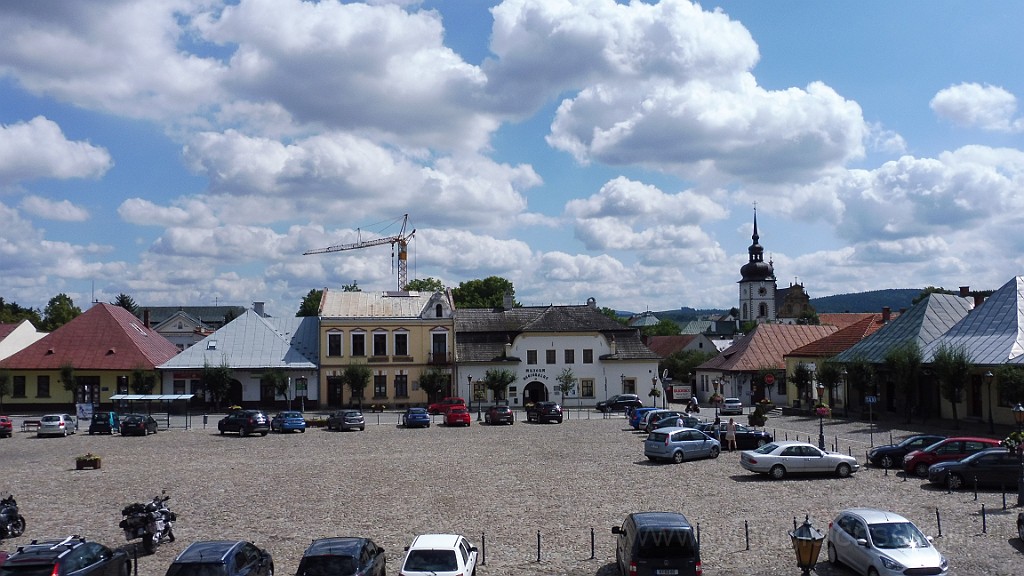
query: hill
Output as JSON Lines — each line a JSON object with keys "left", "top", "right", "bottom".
{"left": 809, "top": 288, "right": 921, "bottom": 313}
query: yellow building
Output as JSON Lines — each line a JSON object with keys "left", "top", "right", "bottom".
{"left": 318, "top": 289, "right": 455, "bottom": 408}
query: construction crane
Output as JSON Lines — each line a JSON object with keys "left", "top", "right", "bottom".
{"left": 304, "top": 214, "right": 416, "bottom": 291}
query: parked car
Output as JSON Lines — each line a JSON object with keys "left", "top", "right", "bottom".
{"left": 696, "top": 422, "right": 773, "bottom": 449}
{"left": 719, "top": 397, "right": 744, "bottom": 415}
{"left": 636, "top": 409, "right": 679, "bottom": 432}
{"left": 526, "top": 401, "right": 563, "bottom": 423}
{"left": 650, "top": 414, "right": 702, "bottom": 432}
{"left": 926, "top": 447, "right": 1019, "bottom": 490}
{"left": 0, "top": 416, "right": 12, "bottom": 438}
{"left": 327, "top": 409, "right": 366, "bottom": 431}
{"left": 401, "top": 407, "right": 431, "bottom": 428}
{"left": 37, "top": 414, "right": 78, "bottom": 437}
{"left": 217, "top": 410, "right": 271, "bottom": 437}
{"left": 398, "top": 533, "right": 477, "bottom": 576}
{"left": 1018, "top": 512, "right": 1024, "bottom": 542}
{"left": 902, "top": 436, "right": 1001, "bottom": 478}
{"left": 612, "top": 512, "right": 701, "bottom": 576}
{"left": 443, "top": 406, "right": 472, "bottom": 427}
{"left": 426, "top": 397, "right": 466, "bottom": 415}
{"left": 867, "top": 434, "right": 947, "bottom": 469}
{"left": 165, "top": 540, "right": 273, "bottom": 576}
{"left": 628, "top": 407, "right": 659, "bottom": 430}
{"left": 295, "top": 537, "right": 386, "bottom": 576}
{"left": 645, "top": 427, "right": 721, "bottom": 463}
{"left": 0, "top": 536, "right": 131, "bottom": 576}
{"left": 827, "top": 508, "right": 948, "bottom": 576}
{"left": 597, "top": 394, "right": 643, "bottom": 413}
{"left": 120, "top": 413, "right": 159, "bottom": 436}
{"left": 739, "top": 440, "right": 860, "bottom": 480}
{"left": 644, "top": 410, "right": 687, "bottom": 433}
{"left": 88, "top": 411, "right": 120, "bottom": 435}
{"left": 484, "top": 405, "right": 515, "bottom": 425}
{"left": 270, "top": 411, "right": 306, "bottom": 433}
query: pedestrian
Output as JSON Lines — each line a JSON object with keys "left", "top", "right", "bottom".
{"left": 726, "top": 418, "right": 737, "bottom": 451}
{"left": 712, "top": 416, "right": 721, "bottom": 441}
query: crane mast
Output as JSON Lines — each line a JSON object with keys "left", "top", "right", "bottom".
{"left": 304, "top": 214, "right": 416, "bottom": 290}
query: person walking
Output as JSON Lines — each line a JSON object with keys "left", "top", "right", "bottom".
{"left": 726, "top": 418, "right": 737, "bottom": 452}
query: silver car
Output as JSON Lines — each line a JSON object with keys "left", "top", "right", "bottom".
{"left": 327, "top": 409, "right": 365, "bottom": 431}
{"left": 827, "top": 508, "right": 948, "bottom": 575}
{"left": 739, "top": 440, "right": 859, "bottom": 479}
{"left": 37, "top": 413, "right": 78, "bottom": 437}
{"left": 644, "top": 427, "right": 721, "bottom": 463}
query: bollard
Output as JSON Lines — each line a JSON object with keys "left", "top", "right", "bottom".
{"left": 935, "top": 508, "right": 942, "bottom": 537}
{"left": 1003, "top": 486, "right": 1007, "bottom": 510}
{"left": 377, "top": 413, "right": 380, "bottom": 426}
{"left": 884, "top": 466, "right": 888, "bottom": 477}
{"left": 590, "top": 528, "right": 595, "bottom": 560}
{"left": 981, "top": 504, "right": 987, "bottom": 533}
{"left": 696, "top": 523, "right": 701, "bottom": 547}
{"left": 834, "top": 435, "right": 838, "bottom": 451}
{"left": 974, "top": 476, "right": 978, "bottom": 501}
{"left": 537, "top": 530, "right": 541, "bottom": 562}
{"left": 889, "top": 431, "right": 893, "bottom": 445}
{"left": 482, "top": 532, "right": 486, "bottom": 565}
{"left": 744, "top": 520, "right": 750, "bottom": 551}
{"left": 793, "top": 516, "right": 797, "bottom": 531}
{"left": 203, "top": 414, "right": 208, "bottom": 429}
{"left": 133, "top": 546, "right": 139, "bottom": 576}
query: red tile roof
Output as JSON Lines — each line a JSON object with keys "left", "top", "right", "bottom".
{"left": 644, "top": 335, "right": 697, "bottom": 357}
{"left": 786, "top": 316, "right": 880, "bottom": 358}
{"left": 0, "top": 323, "right": 20, "bottom": 339}
{"left": 0, "top": 303, "right": 179, "bottom": 370}
{"left": 699, "top": 324, "right": 837, "bottom": 372}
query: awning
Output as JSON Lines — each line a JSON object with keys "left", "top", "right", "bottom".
{"left": 108, "top": 394, "right": 195, "bottom": 401}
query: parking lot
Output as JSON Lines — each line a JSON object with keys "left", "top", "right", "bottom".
{"left": 0, "top": 408, "right": 1021, "bottom": 575}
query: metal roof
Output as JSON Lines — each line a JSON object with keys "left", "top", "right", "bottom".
{"left": 921, "top": 276, "right": 1024, "bottom": 364}
{"left": 109, "top": 394, "right": 195, "bottom": 400}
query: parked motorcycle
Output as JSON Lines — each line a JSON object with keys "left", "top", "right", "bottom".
{"left": 0, "top": 494, "right": 25, "bottom": 540}
{"left": 119, "top": 493, "right": 175, "bottom": 553}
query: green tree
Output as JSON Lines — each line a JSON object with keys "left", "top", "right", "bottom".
{"left": 223, "top": 308, "right": 239, "bottom": 324}
{"left": 996, "top": 364, "right": 1024, "bottom": 405}
{"left": 261, "top": 368, "right": 290, "bottom": 408}
{"left": 0, "top": 297, "right": 43, "bottom": 326}
{"left": 932, "top": 342, "right": 972, "bottom": 429}
{"left": 484, "top": 368, "right": 516, "bottom": 402}
{"left": 556, "top": 368, "right": 577, "bottom": 408}
{"left": 843, "top": 355, "right": 874, "bottom": 417}
{"left": 658, "top": 350, "right": 716, "bottom": 385}
{"left": 641, "top": 319, "right": 681, "bottom": 337}
{"left": 130, "top": 367, "right": 157, "bottom": 394}
{"left": 342, "top": 281, "right": 361, "bottom": 292}
{"left": 600, "top": 307, "right": 628, "bottom": 325}
{"left": 791, "top": 363, "right": 813, "bottom": 408}
{"left": 816, "top": 359, "right": 843, "bottom": 410}
{"left": 43, "top": 293, "right": 82, "bottom": 331}
{"left": 111, "top": 293, "right": 139, "bottom": 316}
{"left": 419, "top": 368, "right": 448, "bottom": 403}
{"left": 405, "top": 277, "right": 445, "bottom": 292}
{"left": 343, "top": 364, "right": 372, "bottom": 407}
{"left": 297, "top": 289, "right": 323, "bottom": 317}
{"left": 201, "top": 359, "right": 233, "bottom": 409}
{"left": 59, "top": 363, "right": 76, "bottom": 409}
{"left": 452, "top": 277, "right": 516, "bottom": 309}
{"left": 0, "top": 369, "right": 9, "bottom": 411}
{"left": 884, "top": 341, "right": 922, "bottom": 423}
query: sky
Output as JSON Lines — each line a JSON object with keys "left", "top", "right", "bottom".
{"left": 1, "top": 0, "right": 1023, "bottom": 318}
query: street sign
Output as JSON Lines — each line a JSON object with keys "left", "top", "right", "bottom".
{"left": 865, "top": 395, "right": 878, "bottom": 404}
{"left": 672, "top": 385, "right": 692, "bottom": 400}
{"left": 764, "top": 373, "right": 775, "bottom": 385}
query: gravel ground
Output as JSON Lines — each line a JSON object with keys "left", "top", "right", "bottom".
{"left": 1, "top": 409, "right": 1021, "bottom": 576}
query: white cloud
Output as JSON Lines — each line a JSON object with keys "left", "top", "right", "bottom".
{"left": 0, "top": 117, "right": 112, "bottom": 184}
{"left": 19, "top": 195, "right": 89, "bottom": 221}
{"left": 931, "top": 83, "right": 1024, "bottom": 132}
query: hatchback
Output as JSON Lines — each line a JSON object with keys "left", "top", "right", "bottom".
{"left": 327, "top": 410, "right": 366, "bottom": 431}
{"left": 719, "top": 398, "right": 744, "bottom": 415}
{"left": 218, "top": 410, "right": 271, "bottom": 437}
{"left": 926, "top": 447, "right": 1019, "bottom": 490}
{"left": 88, "top": 411, "right": 120, "bottom": 435}
{"left": 827, "top": 508, "right": 947, "bottom": 576}
{"left": 165, "top": 540, "right": 273, "bottom": 576}
{"left": 526, "top": 401, "right": 563, "bottom": 424}
{"left": 120, "top": 413, "right": 158, "bottom": 436}
{"left": 296, "top": 537, "right": 386, "bottom": 576}
{"left": 270, "top": 411, "right": 307, "bottom": 433}
{"left": 444, "top": 407, "right": 472, "bottom": 427}
{"left": 645, "top": 427, "right": 721, "bottom": 463}
{"left": 37, "top": 414, "right": 78, "bottom": 437}
{"left": 484, "top": 405, "right": 515, "bottom": 425}
{"left": 867, "top": 434, "right": 946, "bottom": 469}
{"left": 612, "top": 511, "right": 702, "bottom": 576}
{"left": 399, "top": 534, "right": 477, "bottom": 576}
{"left": 401, "top": 408, "right": 431, "bottom": 428}
{"left": 0, "top": 536, "right": 132, "bottom": 576}
{"left": 902, "top": 436, "right": 1001, "bottom": 477}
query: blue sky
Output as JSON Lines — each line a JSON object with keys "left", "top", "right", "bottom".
{"left": 1, "top": 0, "right": 1022, "bottom": 317}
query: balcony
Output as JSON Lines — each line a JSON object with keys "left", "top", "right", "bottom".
{"left": 428, "top": 351, "right": 452, "bottom": 365}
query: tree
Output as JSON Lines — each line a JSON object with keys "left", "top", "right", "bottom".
{"left": 201, "top": 359, "right": 233, "bottom": 409}
{"left": 130, "top": 368, "right": 157, "bottom": 394}
{"left": 43, "top": 293, "right": 82, "bottom": 331}
{"left": 843, "top": 355, "right": 874, "bottom": 417}
{"left": 932, "top": 342, "right": 972, "bottom": 429}
{"left": 791, "top": 363, "right": 813, "bottom": 408}
{"left": 343, "top": 364, "right": 372, "bottom": 407}
{"left": 816, "top": 359, "right": 843, "bottom": 411}
{"left": 0, "top": 369, "right": 9, "bottom": 411}
{"left": 600, "top": 307, "right": 628, "bottom": 325}
{"left": 556, "top": 368, "right": 577, "bottom": 408}
{"left": 996, "top": 364, "right": 1024, "bottom": 405}
{"left": 261, "top": 368, "right": 290, "bottom": 408}
{"left": 111, "top": 293, "right": 139, "bottom": 316}
{"left": 484, "top": 368, "right": 516, "bottom": 402}
{"left": 452, "top": 277, "right": 516, "bottom": 309}
{"left": 297, "top": 289, "right": 323, "bottom": 317}
{"left": 641, "top": 319, "right": 681, "bottom": 337}
{"left": 342, "top": 281, "right": 361, "bottom": 292}
{"left": 659, "top": 350, "right": 717, "bottom": 385}
{"left": 884, "top": 341, "right": 922, "bottom": 423}
{"left": 59, "top": 363, "right": 76, "bottom": 409}
{"left": 0, "top": 297, "right": 43, "bottom": 326}
{"left": 405, "top": 277, "right": 445, "bottom": 292}
{"left": 223, "top": 308, "right": 239, "bottom": 324}
{"left": 419, "top": 368, "right": 448, "bottom": 403}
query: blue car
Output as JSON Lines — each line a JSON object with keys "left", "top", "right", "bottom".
{"left": 629, "top": 407, "right": 659, "bottom": 430}
{"left": 270, "top": 411, "right": 306, "bottom": 433}
{"left": 402, "top": 407, "right": 431, "bottom": 428}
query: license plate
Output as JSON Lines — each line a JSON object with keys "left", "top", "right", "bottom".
{"left": 656, "top": 570, "right": 678, "bottom": 575}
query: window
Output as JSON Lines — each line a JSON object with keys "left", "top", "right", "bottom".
{"left": 758, "top": 302, "right": 768, "bottom": 317}
{"left": 328, "top": 332, "right": 343, "bottom": 357}
{"left": 527, "top": 350, "right": 538, "bottom": 365}
{"left": 473, "top": 381, "right": 486, "bottom": 402}
{"left": 581, "top": 378, "right": 594, "bottom": 398}
{"left": 622, "top": 378, "right": 635, "bottom": 394}
{"left": 12, "top": 375, "right": 25, "bottom": 398}
{"left": 173, "top": 380, "right": 186, "bottom": 394}
{"left": 373, "top": 374, "right": 387, "bottom": 398}
{"left": 435, "top": 304, "right": 443, "bottom": 318}
{"left": 582, "top": 349, "right": 594, "bottom": 364}
{"left": 351, "top": 333, "right": 366, "bottom": 356}
{"left": 431, "top": 333, "right": 447, "bottom": 356}
{"left": 394, "top": 332, "right": 409, "bottom": 356}
{"left": 36, "top": 375, "right": 50, "bottom": 398}
{"left": 546, "top": 350, "right": 556, "bottom": 364}
{"left": 564, "top": 349, "right": 575, "bottom": 364}
{"left": 395, "top": 374, "right": 409, "bottom": 398}
{"left": 373, "top": 332, "right": 387, "bottom": 356}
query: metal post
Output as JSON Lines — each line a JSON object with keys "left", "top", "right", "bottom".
{"left": 536, "top": 530, "right": 541, "bottom": 562}
{"left": 817, "top": 412, "right": 825, "bottom": 450}
{"left": 481, "top": 532, "right": 486, "bottom": 565}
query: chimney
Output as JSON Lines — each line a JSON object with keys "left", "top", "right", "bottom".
{"left": 502, "top": 291, "right": 514, "bottom": 311}
{"left": 974, "top": 294, "right": 985, "bottom": 308}
{"left": 609, "top": 335, "right": 617, "bottom": 356}
{"left": 881, "top": 306, "right": 891, "bottom": 324}
{"left": 959, "top": 286, "right": 970, "bottom": 297}
{"left": 143, "top": 309, "right": 150, "bottom": 328}
{"left": 587, "top": 297, "right": 596, "bottom": 309}
{"left": 253, "top": 301, "right": 265, "bottom": 317}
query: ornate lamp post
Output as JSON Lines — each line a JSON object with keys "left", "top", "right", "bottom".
{"left": 985, "top": 371, "right": 994, "bottom": 434}
{"left": 816, "top": 383, "right": 827, "bottom": 450}
{"left": 1013, "top": 402, "right": 1024, "bottom": 507}
{"left": 841, "top": 367, "right": 849, "bottom": 418}
{"left": 712, "top": 379, "right": 721, "bottom": 419}
{"left": 789, "top": 515, "right": 825, "bottom": 575}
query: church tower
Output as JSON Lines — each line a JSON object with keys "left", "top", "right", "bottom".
{"left": 738, "top": 210, "right": 777, "bottom": 323}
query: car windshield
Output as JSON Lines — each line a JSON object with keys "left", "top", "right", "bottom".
{"left": 92, "top": 414, "right": 108, "bottom": 422}
{"left": 868, "top": 522, "right": 930, "bottom": 549}
{"left": 41, "top": 416, "right": 60, "bottom": 423}
{"left": 408, "top": 409, "right": 427, "bottom": 415}
{"left": 403, "top": 550, "right": 458, "bottom": 572}
{"left": 636, "top": 529, "right": 696, "bottom": 557}
{"left": 753, "top": 443, "right": 779, "bottom": 454}
{"left": 280, "top": 412, "right": 302, "bottom": 418}
{"left": 299, "top": 555, "right": 357, "bottom": 576}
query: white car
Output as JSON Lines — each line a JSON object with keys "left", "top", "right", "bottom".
{"left": 827, "top": 508, "right": 948, "bottom": 575}
{"left": 37, "top": 414, "right": 78, "bottom": 437}
{"left": 399, "top": 533, "right": 478, "bottom": 576}
{"left": 719, "top": 397, "right": 743, "bottom": 415}
{"left": 739, "top": 440, "right": 859, "bottom": 479}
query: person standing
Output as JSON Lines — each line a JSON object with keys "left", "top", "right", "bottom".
{"left": 726, "top": 418, "right": 737, "bottom": 452}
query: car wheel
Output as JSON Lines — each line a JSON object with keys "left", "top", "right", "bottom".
{"left": 1017, "top": 519, "right": 1024, "bottom": 542}
{"left": 880, "top": 454, "right": 895, "bottom": 469}
{"left": 836, "top": 463, "right": 852, "bottom": 478}
{"left": 709, "top": 446, "right": 721, "bottom": 459}
{"left": 947, "top": 473, "right": 964, "bottom": 490}
{"left": 260, "top": 431, "right": 268, "bottom": 436}
{"left": 868, "top": 568, "right": 880, "bottom": 576}
{"left": 769, "top": 464, "right": 786, "bottom": 480}
{"left": 756, "top": 438, "right": 768, "bottom": 447}
{"left": 672, "top": 451, "right": 685, "bottom": 464}
{"left": 826, "top": 541, "right": 839, "bottom": 565}
{"left": 300, "top": 428, "right": 305, "bottom": 433}
{"left": 240, "top": 426, "right": 250, "bottom": 437}
{"left": 914, "top": 463, "right": 929, "bottom": 478}
{"left": 219, "top": 429, "right": 225, "bottom": 435}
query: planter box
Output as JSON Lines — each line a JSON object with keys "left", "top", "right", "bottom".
{"left": 76, "top": 458, "right": 101, "bottom": 470}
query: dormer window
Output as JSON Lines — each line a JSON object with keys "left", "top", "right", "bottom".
{"left": 435, "top": 304, "right": 443, "bottom": 318}
{"left": 207, "top": 340, "right": 218, "bottom": 350}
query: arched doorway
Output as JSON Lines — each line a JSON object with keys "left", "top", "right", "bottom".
{"left": 523, "top": 381, "right": 548, "bottom": 405}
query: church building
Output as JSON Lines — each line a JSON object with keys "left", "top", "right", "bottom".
{"left": 738, "top": 211, "right": 777, "bottom": 324}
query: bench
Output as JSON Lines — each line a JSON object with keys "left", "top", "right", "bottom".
{"left": 22, "top": 420, "right": 40, "bottom": 432}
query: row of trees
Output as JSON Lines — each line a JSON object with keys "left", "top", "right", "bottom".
{"left": 296, "top": 276, "right": 521, "bottom": 317}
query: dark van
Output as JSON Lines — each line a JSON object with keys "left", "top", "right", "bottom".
{"left": 612, "top": 511, "right": 701, "bottom": 576}
{"left": 88, "top": 411, "right": 119, "bottom": 434}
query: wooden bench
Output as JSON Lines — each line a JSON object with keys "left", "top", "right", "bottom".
{"left": 21, "top": 420, "right": 41, "bottom": 432}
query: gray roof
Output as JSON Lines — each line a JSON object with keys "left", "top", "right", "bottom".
{"left": 158, "top": 310, "right": 318, "bottom": 370}
{"left": 834, "top": 293, "right": 974, "bottom": 364}
{"left": 922, "top": 276, "right": 1024, "bottom": 364}
{"left": 138, "top": 305, "right": 246, "bottom": 328}
{"left": 319, "top": 290, "right": 449, "bottom": 318}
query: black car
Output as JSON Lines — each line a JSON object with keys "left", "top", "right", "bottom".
{"left": 120, "top": 414, "right": 158, "bottom": 436}
{"left": 612, "top": 512, "right": 701, "bottom": 576}
{"left": 484, "top": 405, "right": 515, "bottom": 425}
{"left": 0, "top": 536, "right": 131, "bottom": 576}
{"left": 527, "top": 401, "right": 563, "bottom": 424}
{"left": 926, "top": 447, "right": 1020, "bottom": 490}
{"left": 696, "top": 422, "right": 773, "bottom": 449}
{"left": 597, "top": 394, "right": 643, "bottom": 413}
{"left": 165, "top": 540, "right": 273, "bottom": 576}
{"left": 218, "top": 410, "right": 271, "bottom": 437}
{"left": 88, "top": 411, "right": 120, "bottom": 435}
{"left": 295, "top": 537, "right": 385, "bottom": 576}
{"left": 867, "top": 434, "right": 947, "bottom": 468}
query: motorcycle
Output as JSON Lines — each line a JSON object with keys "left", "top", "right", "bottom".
{"left": 0, "top": 494, "right": 26, "bottom": 540}
{"left": 119, "top": 493, "right": 176, "bottom": 554}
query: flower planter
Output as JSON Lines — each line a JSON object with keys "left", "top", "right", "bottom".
{"left": 76, "top": 457, "right": 101, "bottom": 470}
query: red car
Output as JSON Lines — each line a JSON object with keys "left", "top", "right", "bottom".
{"left": 902, "top": 436, "right": 1001, "bottom": 477}
{"left": 0, "top": 416, "right": 12, "bottom": 438}
{"left": 427, "top": 396, "right": 467, "bottom": 415}
{"left": 444, "top": 407, "right": 472, "bottom": 427}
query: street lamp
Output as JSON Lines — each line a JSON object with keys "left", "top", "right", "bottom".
{"left": 841, "top": 367, "right": 849, "bottom": 418}
{"left": 789, "top": 515, "right": 825, "bottom": 575}
{"left": 712, "top": 379, "right": 721, "bottom": 419}
{"left": 816, "top": 383, "right": 826, "bottom": 450}
{"left": 1013, "top": 402, "right": 1024, "bottom": 507}
{"left": 984, "top": 370, "right": 994, "bottom": 434}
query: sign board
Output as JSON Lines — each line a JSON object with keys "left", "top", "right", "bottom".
{"left": 76, "top": 403, "right": 94, "bottom": 420}
{"left": 763, "top": 373, "right": 775, "bottom": 385}
{"left": 865, "top": 395, "right": 878, "bottom": 404}
{"left": 672, "top": 385, "right": 692, "bottom": 400}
